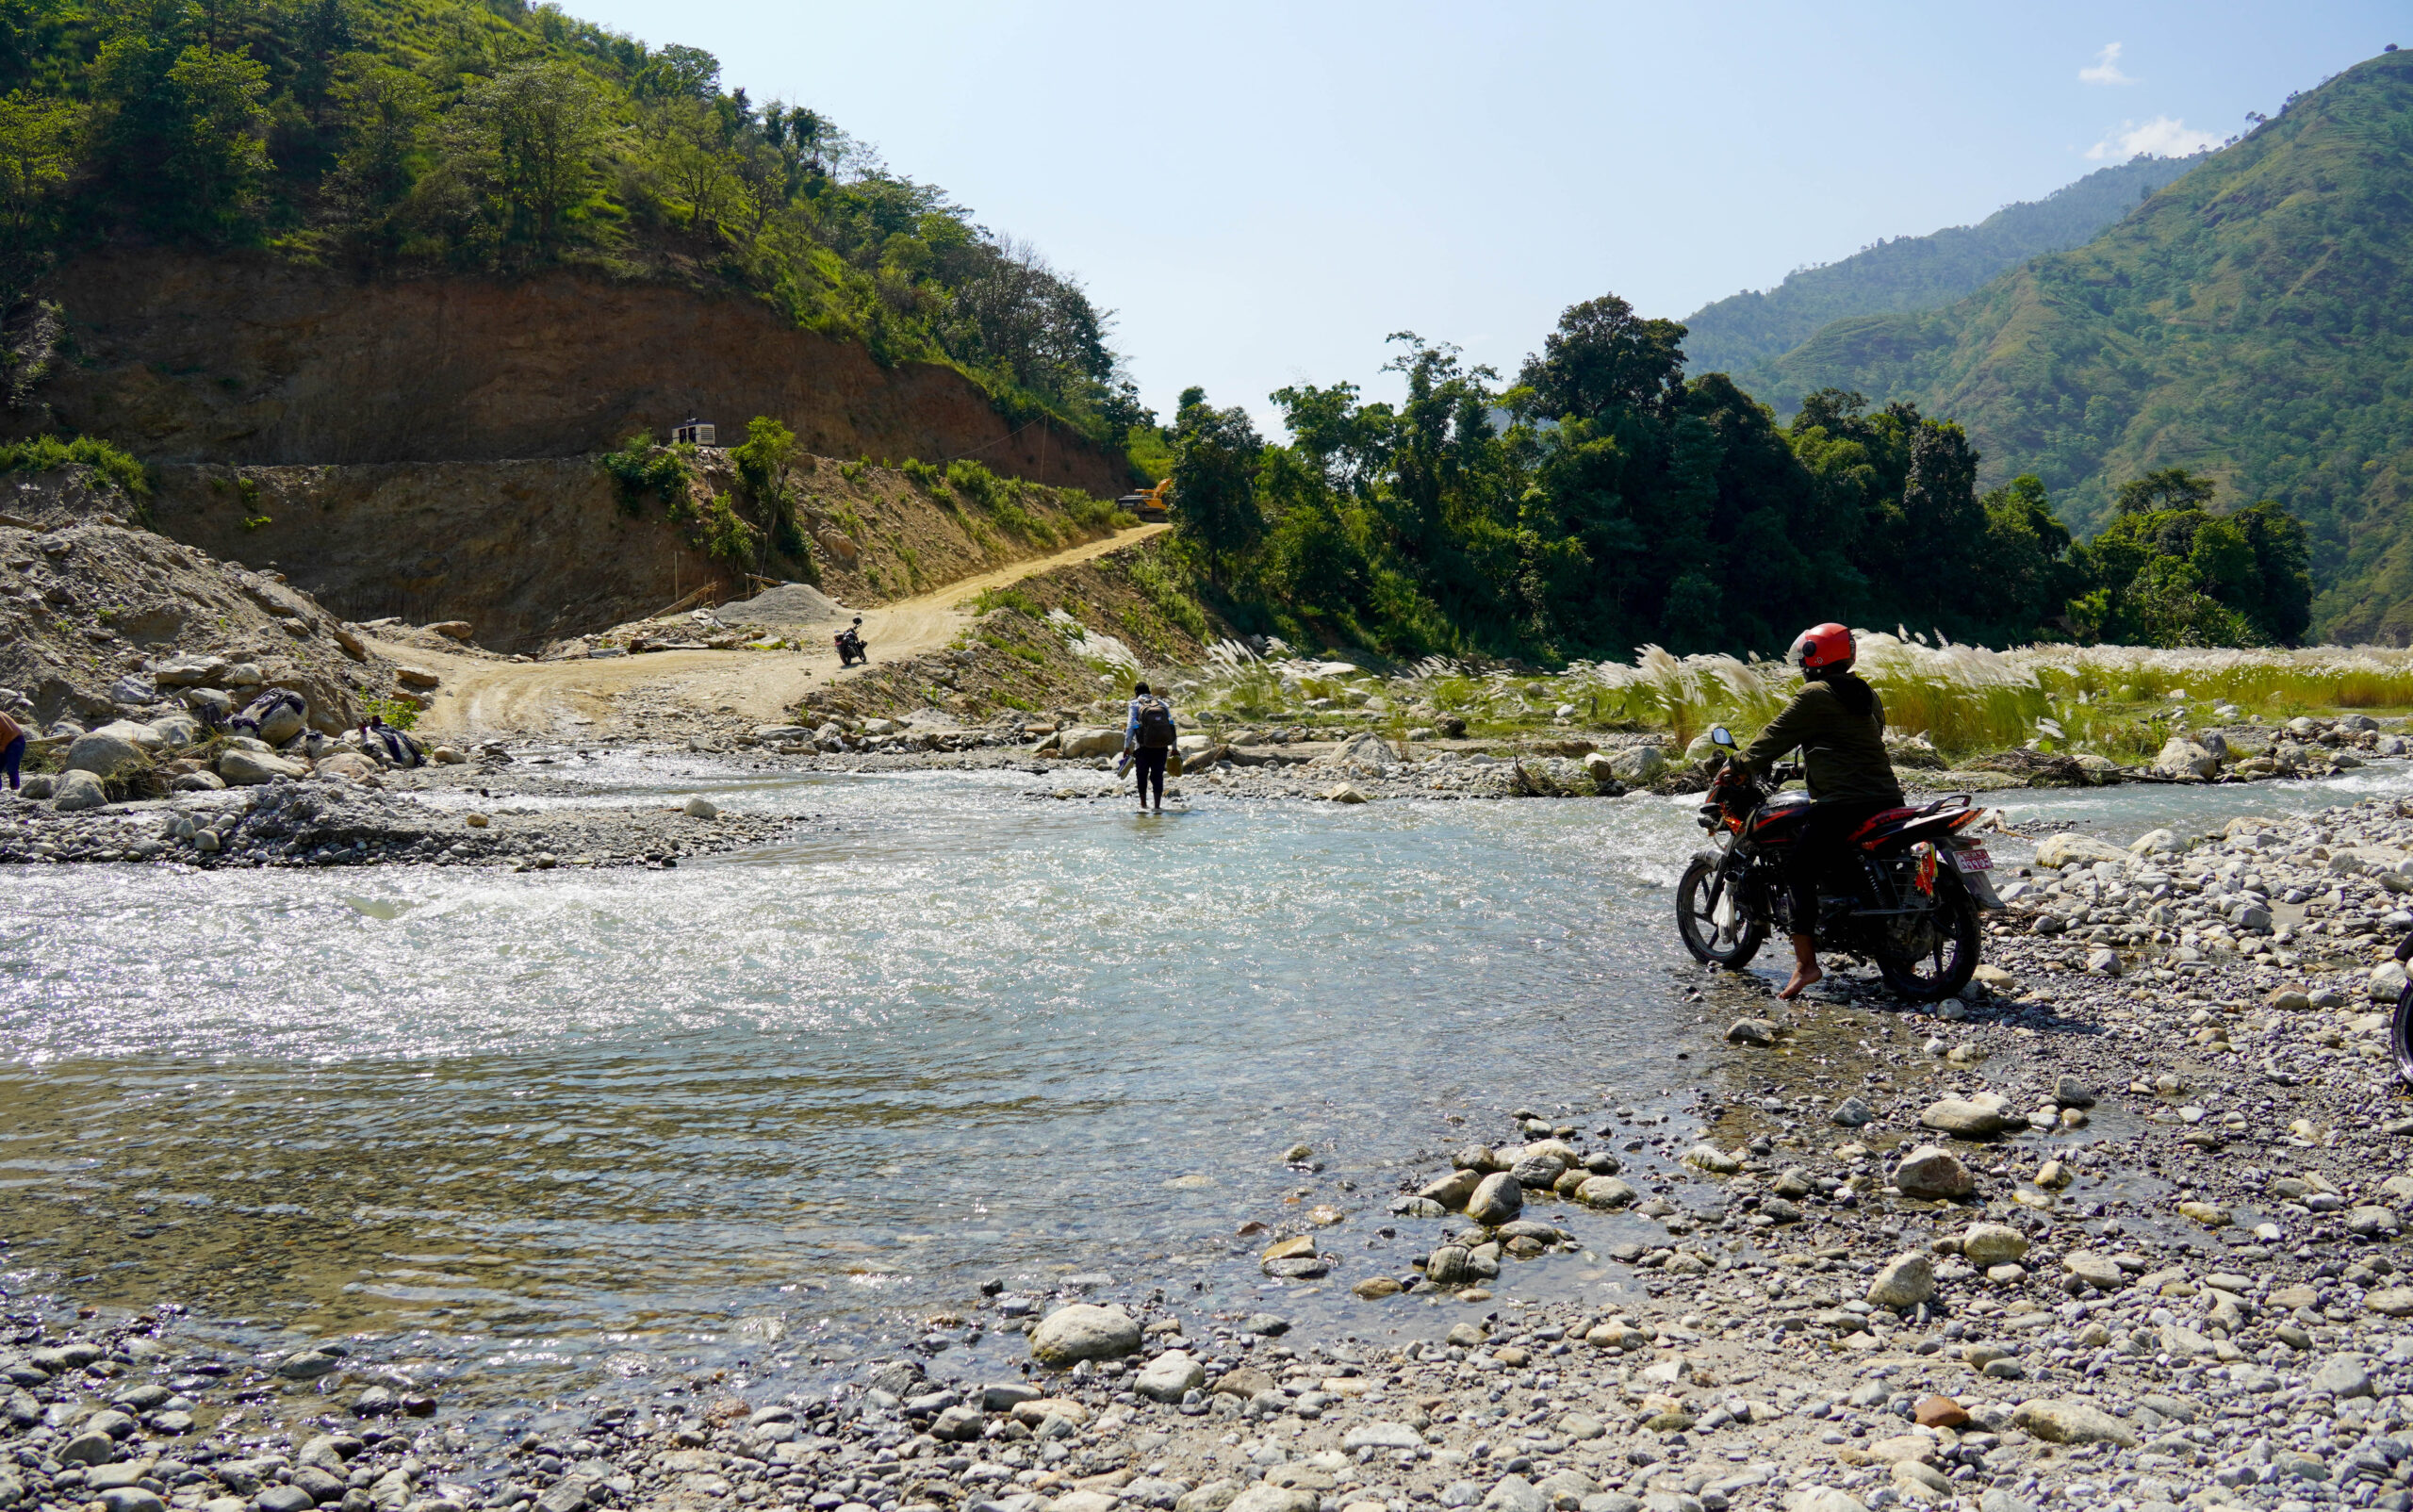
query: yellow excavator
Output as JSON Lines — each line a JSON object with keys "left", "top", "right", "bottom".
{"left": 1117, "top": 478, "right": 1173, "bottom": 522}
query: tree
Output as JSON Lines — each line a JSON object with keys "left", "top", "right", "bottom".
{"left": 90, "top": 17, "right": 274, "bottom": 238}
{"left": 324, "top": 60, "right": 431, "bottom": 255}
{"left": 2231, "top": 500, "right": 2312, "bottom": 645}
{"left": 446, "top": 60, "right": 612, "bottom": 253}
{"left": 1517, "top": 294, "right": 1688, "bottom": 423}
{"left": 729, "top": 414, "right": 805, "bottom": 559}
{"left": 0, "top": 91, "right": 75, "bottom": 246}
{"left": 1167, "top": 386, "right": 1263, "bottom": 585}
{"left": 1971, "top": 475, "right": 2078, "bottom": 644}
{"left": 2112, "top": 467, "right": 2216, "bottom": 516}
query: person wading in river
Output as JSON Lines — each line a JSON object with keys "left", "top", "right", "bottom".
{"left": 1125, "top": 681, "right": 1176, "bottom": 814}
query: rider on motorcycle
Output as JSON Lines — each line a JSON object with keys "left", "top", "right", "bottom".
{"left": 1729, "top": 622, "right": 1904, "bottom": 999}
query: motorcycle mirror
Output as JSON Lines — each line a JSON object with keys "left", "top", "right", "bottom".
{"left": 1710, "top": 725, "right": 1735, "bottom": 748}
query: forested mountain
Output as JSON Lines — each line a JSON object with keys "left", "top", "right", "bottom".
{"left": 1753, "top": 48, "right": 2413, "bottom": 645}
{"left": 0, "top": 0, "right": 1144, "bottom": 443}
{"left": 1681, "top": 155, "right": 2200, "bottom": 394}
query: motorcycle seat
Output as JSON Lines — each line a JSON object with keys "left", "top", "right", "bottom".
{"left": 1848, "top": 804, "right": 1933, "bottom": 845}
{"left": 1848, "top": 797, "right": 1972, "bottom": 846}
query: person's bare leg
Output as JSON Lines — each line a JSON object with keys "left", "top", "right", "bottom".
{"left": 1778, "top": 933, "right": 1823, "bottom": 998}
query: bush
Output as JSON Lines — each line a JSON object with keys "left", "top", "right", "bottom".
{"left": 362, "top": 696, "right": 420, "bottom": 731}
{"left": 899, "top": 457, "right": 948, "bottom": 494}
{"left": 970, "top": 585, "right": 1044, "bottom": 617}
{"left": 599, "top": 434, "right": 696, "bottom": 516}
{"left": 0, "top": 435, "right": 149, "bottom": 498}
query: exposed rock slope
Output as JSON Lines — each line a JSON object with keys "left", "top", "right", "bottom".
{"left": 30, "top": 250, "right": 1128, "bottom": 496}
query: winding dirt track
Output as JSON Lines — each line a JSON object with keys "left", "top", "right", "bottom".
{"left": 383, "top": 524, "right": 1170, "bottom": 742}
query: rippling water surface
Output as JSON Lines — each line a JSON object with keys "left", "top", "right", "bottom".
{"left": 2, "top": 755, "right": 2407, "bottom": 1402}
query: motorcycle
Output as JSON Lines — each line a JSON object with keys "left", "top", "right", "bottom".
{"left": 835, "top": 628, "right": 869, "bottom": 667}
{"left": 1674, "top": 724, "right": 2004, "bottom": 1000}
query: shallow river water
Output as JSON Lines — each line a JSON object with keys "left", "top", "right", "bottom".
{"left": 3, "top": 754, "right": 2410, "bottom": 1408}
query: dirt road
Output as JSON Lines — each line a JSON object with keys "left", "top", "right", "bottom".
{"left": 381, "top": 524, "right": 1168, "bottom": 742}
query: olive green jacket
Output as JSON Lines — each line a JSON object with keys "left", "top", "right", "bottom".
{"left": 1738, "top": 677, "right": 1904, "bottom": 805}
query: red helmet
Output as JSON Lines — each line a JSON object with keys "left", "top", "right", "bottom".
{"left": 1789, "top": 622, "right": 1854, "bottom": 672}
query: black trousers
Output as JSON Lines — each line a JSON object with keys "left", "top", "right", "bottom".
{"left": 1133, "top": 747, "right": 1167, "bottom": 805}
{"left": 1785, "top": 797, "right": 1899, "bottom": 932}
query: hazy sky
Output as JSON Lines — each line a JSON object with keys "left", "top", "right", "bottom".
{"left": 563, "top": 0, "right": 2404, "bottom": 432}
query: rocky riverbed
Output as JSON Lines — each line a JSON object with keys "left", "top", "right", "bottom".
{"left": 13, "top": 790, "right": 2413, "bottom": 1512}
{"left": 0, "top": 749, "right": 796, "bottom": 867}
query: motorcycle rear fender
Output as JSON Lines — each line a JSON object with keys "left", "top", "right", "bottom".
{"left": 1958, "top": 866, "right": 2007, "bottom": 911}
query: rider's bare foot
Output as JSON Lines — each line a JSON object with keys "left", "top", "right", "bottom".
{"left": 1778, "top": 961, "right": 1824, "bottom": 999}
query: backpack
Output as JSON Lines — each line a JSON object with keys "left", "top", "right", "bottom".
{"left": 1133, "top": 696, "right": 1174, "bottom": 749}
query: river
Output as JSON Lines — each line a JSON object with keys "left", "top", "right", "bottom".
{"left": 3, "top": 753, "right": 2408, "bottom": 1409}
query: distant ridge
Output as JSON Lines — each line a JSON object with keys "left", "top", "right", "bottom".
{"left": 1681, "top": 156, "right": 2201, "bottom": 397}
{"left": 1750, "top": 49, "right": 2413, "bottom": 645}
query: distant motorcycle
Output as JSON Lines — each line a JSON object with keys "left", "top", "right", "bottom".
{"left": 1675, "top": 724, "right": 2002, "bottom": 1000}
{"left": 835, "top": 619, "right": 869, "bottom": 667}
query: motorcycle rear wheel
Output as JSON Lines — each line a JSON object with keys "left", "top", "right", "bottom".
{"left": 2392, "top": 985, "right": 2413, "bottom": 1085}
{"left": 1874, "top": 886, "right": 1981, "bottom": 1001}
{"left": 1677, "top": 855, "right": 1766, "bottom": 969}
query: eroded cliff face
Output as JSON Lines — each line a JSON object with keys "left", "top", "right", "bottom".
{"left": 149, "top": 460, "right": 726, "bottom": 652}
{"left": 35, "top": 250, "right": 1128, "bottom": 497}
{"left": 147, "top": 452, "right": 1125, "bottom": 652}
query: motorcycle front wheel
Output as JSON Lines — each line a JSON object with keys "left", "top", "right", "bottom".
{"left": 1874, "top": 885, "right": 1981, "bottom": 1001}
{"left": 1677, "top": 855, "right": 1766, "bottom": 969}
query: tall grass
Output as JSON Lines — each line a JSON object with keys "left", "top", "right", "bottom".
{"left": 1176, "top": 634, "right": 2413, "bottom": 763}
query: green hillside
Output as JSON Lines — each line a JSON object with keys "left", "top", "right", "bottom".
{"left": 0, "top": 0, "right": 1144, "bottom": 445}
{"left": 1681, "top": 155, "right": 2199, "bottom": 390}
{"left": 1757, "top": 48, "right": 2413, "bottom": 645}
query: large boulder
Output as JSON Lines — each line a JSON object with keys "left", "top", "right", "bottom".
{"left": 1574, "top": 1176, "right": 1637, "bottom": 1209}
{"left": 52, "top": 769, "right": 107, "bottom": 812}
{"left": 254, "top": 701, "right": 307, "bottom": 746}
{"left": 1466, "top": 1172, "right": 1523, "bottom": 1224}
{"left": 64, "top": 726, "right": 152, "bottom": 779}
{"left": 1893, "top": 1145, "right": 1975, "bottom": 1199}
{"left": 1055, "top": 727, "right": 1124, "bottom": 759}
{"left": 2033, "top": 833, "right": 2127, "bottom": 869}
{"left": 1027, "top": 1304, "right": 1141, "bottom": 1366}
{"left": 152, "top": 655, "right": 227, "bottom": 688}
{"left": 1960, "top": 1224, "right": 2029, "bottom": 1267}
{"left": 2331, "top": 847, "right": 2413, "bottom": 879}
{"left": 1608, "top": 747, "right": 1667, "bottom": 782}
{"left": 1865, "top": 1253, "right": 1935, "bottom": 1310}
{"left": 1918, "top": 1098, "right": 2021, "bottom": 1140}
{"left": 147, "top": 715, "right": 202, "bottom": 749}
{"left": 2154, "top": 738, "right": 2219, "bottom": 780}
{"left": 1134, "top": 1350, "right": 1205, "bottom": 1402}
{"left": 219, "top": 748, "right": 304, "bottom": 786}
{"left": 1317, "top": 732, "right": 1398, "bottom": 772}
{"left": 2011, "top": 1400, "right": 2135, "bottom": 1448}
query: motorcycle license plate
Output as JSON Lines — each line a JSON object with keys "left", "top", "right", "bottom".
{"left": 1951, "top": 847, "right": 1994, "bottom": 872}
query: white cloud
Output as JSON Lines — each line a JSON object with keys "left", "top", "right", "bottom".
{"left": 2085, "top": 115, "right": 2224, "bottom": 161}
{"left": 2079, "top": 42, "right": 2136, "bottom": 85}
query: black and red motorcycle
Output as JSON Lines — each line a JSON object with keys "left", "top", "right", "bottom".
{"left": 1675, "top": 725, "right": 2004, "bottom": 1000}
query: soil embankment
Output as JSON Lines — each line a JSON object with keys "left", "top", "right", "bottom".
{"left": 141, "top": 452, "right": 1138, "bottom": 654}
{"left": 32, "top": 250, "right": 1128, "bottom": 496}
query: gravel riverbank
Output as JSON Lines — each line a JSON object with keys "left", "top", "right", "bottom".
{"left": 12, "top": 789, "right": 2413, "bottom": 1512}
